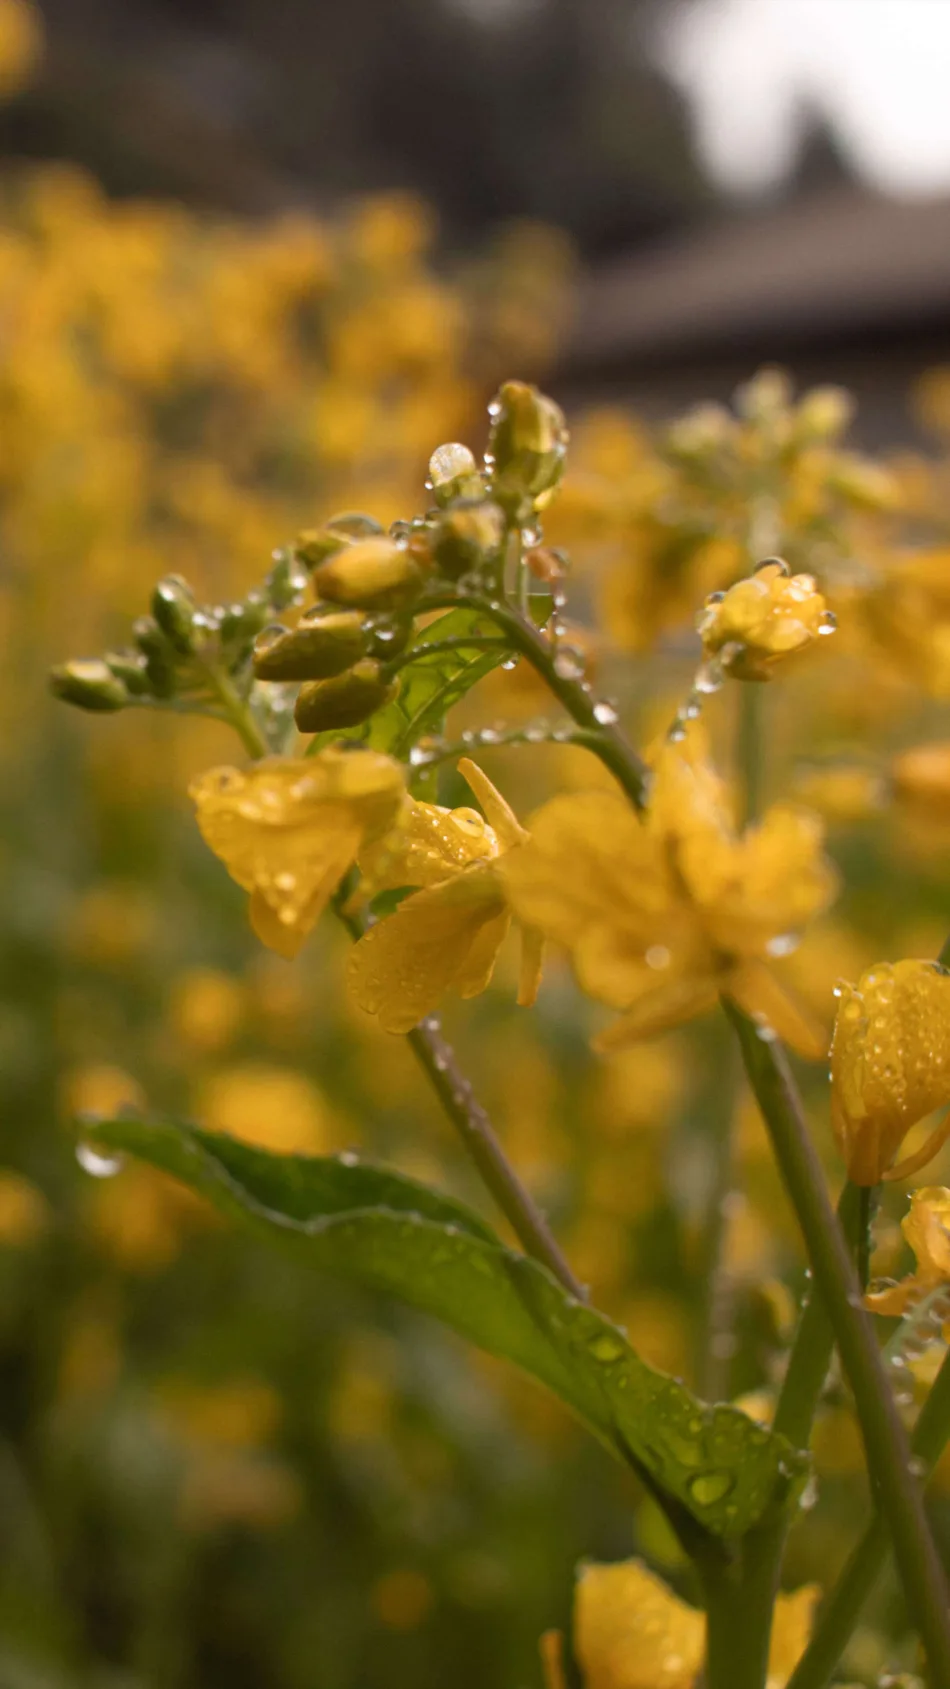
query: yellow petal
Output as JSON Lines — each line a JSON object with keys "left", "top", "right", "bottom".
{"left": 727, "top": 961, "right": 830, "bottom": 1061}
{"left": 502, "top": 791, "right": 679, "bottom": 957}
{"left": 347, "top": 866, "right": 507, "bottom": 1033}
{"left": 518, "top": 927, "right": 545, "bottom": 1007}
{"left": 699, "top": 806, "right": 837, "bottom": 958}
{"left": 768, "top": 1586, "right": 821, "bottom": 1688}
{"left": 593, "top": 975, "right": 720, "bottom": 1051}
{"left": 574, "top": 1559, "right": 704, "bottom": 1689}
{"left": 539, "top": 1631, "right": 568, "bottom": 1689}
{"left": 458, "top": 757, "right": 528, "bottom": 850}
{"left": 830, "top": 960, "right": 950, "bottom": 1184}
{"left": 359, "top": 793, "right": 499, "bottom": 894}
{"left": 866, "top": 1186, "right": 950, "bottom": 1314}
{"left": 190, "top": 752, "right": 404, "bottom": 955}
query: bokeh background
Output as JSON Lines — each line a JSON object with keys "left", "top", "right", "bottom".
{"left": 4, "top": 2, "right": 950, "bottom": 1685}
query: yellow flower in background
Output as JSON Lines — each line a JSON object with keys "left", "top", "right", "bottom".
{"left": 0, "top": 1171, "right": 49, "bottom": 1247}
{"left": 197, "top": 1064, "right": 332, "bottom": 1154}
{"left": 0, "top": 0, "right": 42, "bottom": 97}
{"left": 503, "top": 732, "right": 835, "bottom": 1055}
{"left": 539, "top": 1559, "right": 818, "bottom": 1689}
{"left": 348, "top": 758, "right": 543, "bottom": 1033}
{"left": 830, "top": 960, "right": 950, "bottom": 1185}
{"left": 190, "top": 748, "right": 405, "bottom": 958}
{"left": 866, "top": 549, "right": 950, "bottom": 697}
{"left": 891, "top": 741, "right": 950, "bottom": 821}
{"left": 697, "top": 561, "right": 833, "bottom": 681}
{"left": 865, "top": 1187, "right": 950, "bottom": 1318}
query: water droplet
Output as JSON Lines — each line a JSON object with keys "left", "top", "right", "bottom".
{"left": 553, "top": 647, "right": 584, "bottom": 681}
{"left": 667, "top": 721, "right": 687, "bottom": 744}
{"left": 501, "top": 656, "right": 519, "bottom": 671}
{"left": 592, "top": 699, "right": 618, "bottom": 725}
{"left": 755, "top": 556, "right": 790, "bottom": 576}
{"left": 766, "top": 933, "right": 799, "bottom": 957}
{"left": 693, "top": 657, "right": 724, "bottom": 695}
{"left": 521, "top": 524, "right": 542, "bottom": 547}
{"left": 587, "top": 1331, "right": 625, "bottom": 1363}
{"left": 76, "top": 1140, "right": 124, "bottom": 1179}
{"left": 688, "top": 1470, "right": 733, "bottom": 1506}
{"left": 818, "top": 609, "right": 837, "bottom": 636}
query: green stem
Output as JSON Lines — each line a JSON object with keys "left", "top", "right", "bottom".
{"left": 382, "top": 636, "right": 508, "bottom": 678}
{"left": 772, "top": 1183, "right": 864, "bottom": 1447}
{"left": 787, "top": 1345, "right": 950, "bottom": 1689}
{"left": 407, "top": 1019, "right": 587, "bottom": 1302}
{"left": 724, "top": 1000, "right": 950, "bottom": 1687}
{"left": 422, "top": 591, "right": 651, "bottom": 810}
{"left": 333, "top": 893, "right": 586, "bottom": 1304}
{"left": 700, "top": 1525, "right": 783, "bottom": 1689}
{"left": 201, "top": 663, "right": 270, "bottom": 759}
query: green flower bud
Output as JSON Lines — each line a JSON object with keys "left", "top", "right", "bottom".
{"left": 487, "top": 380, "right": 568, "bottom": 515}
{"left": 50, "top": 659, "right": 128, "bottom": 713}
{"left": 105, "top": 651, "right": 152, "bottom": 696}
{"left": 432, "top": 499, "right": 506, "bottom": 580}
{"left": 294, "top": 659, "right": 397, "bottom": 733}
{"left": 253, "top": 610, "right": 368, "bottom": 681}
{"left": 294, "top": 513, "right": 384, "bottom": 570}
{"left": 132, "top": 615, "right": 175, "bottom": 697}
{"left": 219, "top": 594, "right": 269, "bottom": 648}
{"left": 151, "top": 575, "right": 197, "bottom": 655}
{"left": 312, "top": 537, "right": 427, "bottom": 610}
{"left": 428, "top": 443, "right": 484, "bottom": 508}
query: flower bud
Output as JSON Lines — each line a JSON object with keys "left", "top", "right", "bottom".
{"left": 50, "top": 659, "right": 128, "bottom": 713}
{"left": 253, "top": 610, "right": 368, "bottom": 681}
{"left": 105, "top": 651, "right": 152, "bottom": 696}
{"left": 151, "top": 575, "right": 197, "bottom": 655}
{"left": 793, "top": 385, "right": 854, "bottom": 442}
{"left": 432, "top": 499, "right": 506, "bottom": 580}
{"left": 831, "top": 959, "right": 950, "bottom": 1185}
{"left": 697, "top": 561, "right": 834, "bottom": 681}
{"left": 487, "top": 380, "right": 568, "bottom": 515}
{"left": 311, "top": 537, "right": 427, "bottom": 610}
{"left": 294, "top": 513, "right": 384, "bottom": 570}
{"left": 294, "top": 660, "right": 397, "bottom": 733}
{"left": 132, "top": 615, "right": 175, "bottom": 697}
{"left": 219, "top": 594, "right": 269, "bottom": 649}
{"left": 428, "top": 443, "right": 484, "bottom": 507}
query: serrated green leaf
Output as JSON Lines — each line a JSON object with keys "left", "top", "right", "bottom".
{"left": 83, "top": 1114, "right": 807, "bottom": 1539}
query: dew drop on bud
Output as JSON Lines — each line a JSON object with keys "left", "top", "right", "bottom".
{"left": 818, "top": 609, "right": 837, "bottom": 636}
{"left": 593, "top": 699, "right": 618, "bottom": 725}
{"left": 754, "top": 556, "right": 790, "bottom": 576}
{"left": 693, "top": 657, "right": 724, "bottom": 695}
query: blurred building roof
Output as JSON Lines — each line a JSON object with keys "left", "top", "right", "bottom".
{"left": 561, "top": 183, "right": 950, "bottom": 441}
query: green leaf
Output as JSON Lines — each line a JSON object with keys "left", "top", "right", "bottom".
{"left": 307, "top": 606, "right": 507, "bottom": 759}
{"left": 82, "top": 1114, "right": 807, "bottom": 1539}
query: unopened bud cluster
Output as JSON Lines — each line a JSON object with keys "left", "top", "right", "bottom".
{"left": 49, "top": 547, "right": 306, "bottom": 716}
{"left": 697, "top": 558, "right": 835, "bottom": 681}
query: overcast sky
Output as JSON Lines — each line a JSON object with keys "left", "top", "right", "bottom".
{"left": 658, "top": 0, "right": 950, "bottom": 197}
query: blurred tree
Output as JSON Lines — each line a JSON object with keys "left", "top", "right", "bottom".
{"left": 1, "top": 0, "right": 709, "bottom": 251}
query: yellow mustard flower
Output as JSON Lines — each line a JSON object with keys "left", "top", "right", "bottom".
{"left": 190, "top": 747, "right": 405, "bottom": 959}
{"left": 502, "top": 733, "right": 835, "bottom": 1055}
{"left": 540, "top": 1559, "right": 818, "bottom": 1689}
{"left": 865, "top": 1187, "right": 950, "bottom": 1318}
{"left": 830, "top": 960, "right": 950, "bottom": 1185}
{"left": 697, "top": 561, "right": 833, "bottom": 681}
{"left": 348, "top": 758, "right": 543, "bottom": 1033}
{"left": 891, "top": 741, "right": 950, "bottom": 821}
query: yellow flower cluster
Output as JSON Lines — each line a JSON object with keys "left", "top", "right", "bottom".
{"left": 503, "top": 729, "right": 835, "bottom": 1054}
